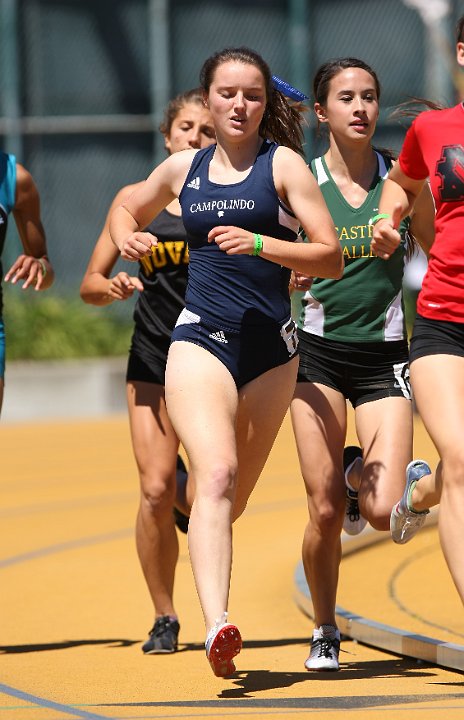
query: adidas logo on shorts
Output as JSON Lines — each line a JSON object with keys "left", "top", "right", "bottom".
{"left": 209, "top": 330, "right": 228, "bottom": 344}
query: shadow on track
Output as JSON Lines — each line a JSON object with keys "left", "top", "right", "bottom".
{"left": 0, "top": 638, "right": 138, "bottom": 653}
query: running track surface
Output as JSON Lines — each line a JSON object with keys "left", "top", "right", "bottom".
{"left": 1, "top": 411, "right": 463, "bottom": 720}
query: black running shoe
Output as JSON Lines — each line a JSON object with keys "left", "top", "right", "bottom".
{"left": 173, "top": 506, "right": 189, "bottom": 534}
{"left": 142, "top": 615, "right": 180, "bottom": 654}
{"left": 342, "top": 445, "right": 367, "bottom": 535}
{"left": 173, "top": 455, "right": 190, "bottom": 534}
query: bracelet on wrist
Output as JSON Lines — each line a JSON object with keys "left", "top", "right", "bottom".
{"left": 368, "top": 213, "right": 391, "bottom": 227}
{"left": 37, "top": 257, "right": 47, "bottom": 278}
{"left": 252, "top": 233, "right": 263, "bottom": 256}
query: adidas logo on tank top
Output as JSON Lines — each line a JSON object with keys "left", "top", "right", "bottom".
{"left": 187, "top": 176, "right": 200, "bottom": 190}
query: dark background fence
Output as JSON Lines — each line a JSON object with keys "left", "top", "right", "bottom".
{"left": 1, "top": 0, "right": 463, "bottom": 311}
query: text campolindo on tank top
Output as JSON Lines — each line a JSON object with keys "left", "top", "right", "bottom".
{"left": 179, "top": 140, "right": 299, "bottom": 331}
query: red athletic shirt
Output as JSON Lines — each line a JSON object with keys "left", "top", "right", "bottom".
{"left": 399, "top": 102, "right": 464, "bottom": 322}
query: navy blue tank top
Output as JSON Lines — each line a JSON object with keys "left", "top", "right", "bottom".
{"left": 179, "top": 140, "right": 299, "bottom": 331}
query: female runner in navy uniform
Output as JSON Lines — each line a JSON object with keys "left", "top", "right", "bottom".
{"left": 1, "top": 156, "right": 54, "bottom": 415}
{"left": 110, "top": 46, "right": 343, "bottom": 677}
{"left": 80, "top": 88, "right": 215, "bottom": 654}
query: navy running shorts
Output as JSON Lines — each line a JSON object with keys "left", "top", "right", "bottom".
{"left": 171, "top": 307, "right": 299, "bottom": 389}
{"left": 296, "top": 328, "right": 411, "bottom": 408}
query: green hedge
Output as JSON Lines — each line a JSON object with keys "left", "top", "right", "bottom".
{"left": 4, "top": 289, "right": 418, "bottom": 361}
{"left": 4, "top": 295, "right": 133, "bottom": 360}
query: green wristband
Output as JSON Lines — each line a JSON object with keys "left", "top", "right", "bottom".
{"left": 369, "top": 213, "right": 391, "bottom": 226}
{"left": 252, "top": 233, "right": 263, "bottom": 256}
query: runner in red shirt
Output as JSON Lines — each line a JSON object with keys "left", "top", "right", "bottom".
{"left": 371, "top": 15, "right": 464, "bottom": 604}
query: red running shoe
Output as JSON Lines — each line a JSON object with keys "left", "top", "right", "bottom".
{"left": 205, "top": 613, "right": 242, "bottom": 677}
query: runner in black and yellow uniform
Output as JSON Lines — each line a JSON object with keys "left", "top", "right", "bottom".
{"left": 80, "top": 88, "right": 215, "bottom": 655}
{"left": 290, "top": 58, "right": 435, "bottom": 672}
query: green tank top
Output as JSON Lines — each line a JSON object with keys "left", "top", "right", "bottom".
{"left": 297, "top": 151, "right": 408, "bottom": 342}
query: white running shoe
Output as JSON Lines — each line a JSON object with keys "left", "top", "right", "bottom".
{"left": 205, "top": 612, "right": 242, "bottom": 677}
{"left": 305, "top": 624, "right": 340, "bottom": 671}
{"left": 390, "top": 459, "right": 431, "bottom": 544}
{"left": 343, "top": 446, "right": 367, "bottom": 536}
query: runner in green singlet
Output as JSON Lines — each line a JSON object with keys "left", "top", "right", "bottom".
{"left": 290, "top": 57, "right": 435, "bottom": 671}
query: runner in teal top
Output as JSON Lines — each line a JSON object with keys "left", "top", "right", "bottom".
{"left": 0, "top": 153, "right": 17, "bottom": 385}
{"left": 0, "top": 153, "right": 54, "bottom": 415}
{"left": 290, "top": 58, "right": 435, "bottom": 672}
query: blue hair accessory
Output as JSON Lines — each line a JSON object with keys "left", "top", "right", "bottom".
{"left": 272, "top": 75, "right": 309, "bottom": 102}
